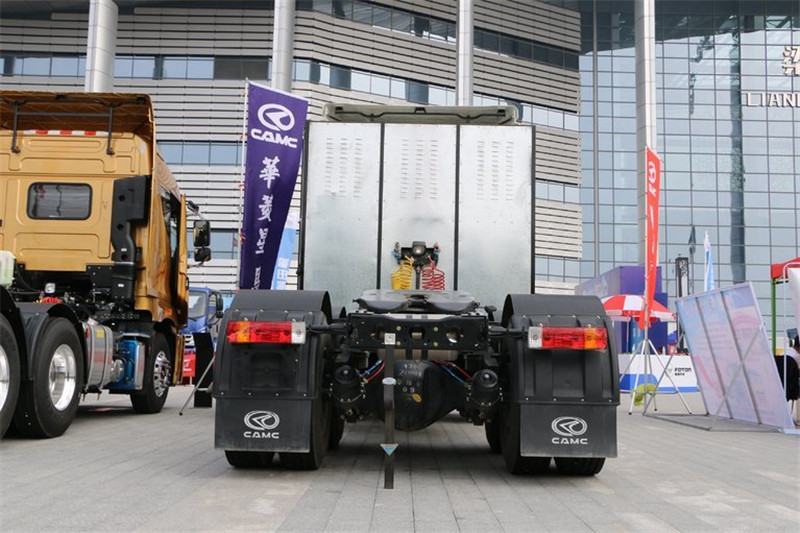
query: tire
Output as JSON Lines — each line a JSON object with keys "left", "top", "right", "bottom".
{"left": 193, "top": 390, "right": 212, "bottom": 408}
{"left": 225, "top": 450, "right": 275, "bottom": 468}
{"left": 554, "top": 457, "right": 605, "bottom": 476}
{"left": 0, "top": 315, "right": 21, "bottom": 438}
{"left": 499, "top": 403, "right": 550, "bottom": 475}
{"left": 14, "top": 317, "right": 83, "bottom": 438}
{"left": 328, "top": 405, "right": 345, "bottom": 450}
{"left": 484, "top": 416, "right": 502, "bottom": 454}
{"left": 131, "top": 332, "right": 171, "bottom": 414}
{"left": 280, "top": 399, "right": 330, "bottom": 470}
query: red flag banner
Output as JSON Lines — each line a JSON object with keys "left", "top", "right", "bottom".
{"left": 639, "top": 146, "right": 661, "bottom": 329}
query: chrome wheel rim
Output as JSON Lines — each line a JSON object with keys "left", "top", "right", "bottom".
{"left": 49, "top": 344, "right": 77, "bottom": 411}
{"left": 153, "top": 349, "right": 170, "bottom": 398}
{"left": 0, "top": 344, "right": 9, "bottom": 413}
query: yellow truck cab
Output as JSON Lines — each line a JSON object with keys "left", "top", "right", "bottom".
{"left": 0, "top": 91, "right": 211, "bottom": 438}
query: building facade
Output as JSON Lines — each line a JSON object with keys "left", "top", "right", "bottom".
{"left": 578, "top": 0, "right": 799, "bottom": 342}
{"left": 1, "top": 0, "right": 798, "bottom": 340}
{"left": 1, "top": 0, "right": 583, "bottom": 296}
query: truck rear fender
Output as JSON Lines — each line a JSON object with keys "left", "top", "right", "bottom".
{"left": 1, "top": 287, "right": 28, "bottom": 374}
{"left": 214, "top": 290, "right": 331, "bottom": 398}
{"left": 213, "top": 290, "right": 331, "bottom": 453}
{"left": 501, "top": 294, "right": 619, "bottom": 458}
{"left": 501, "top": 294, "right": 619, "bottom": 404}
{"left": 15, "top": 302, "right": 84, "bottom": 382}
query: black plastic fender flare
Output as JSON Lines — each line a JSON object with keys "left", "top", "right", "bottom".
{"left": 15, "top": 302, "right": 84, "bottom": 382}
{"left": 501, "top": 293, "right": 607, "bottom": 327}
{"left": 500, "top": 293, "right": 618, "bottom": 404}
{"left": 0, "top": 287, "right": 28, "bottom": 364}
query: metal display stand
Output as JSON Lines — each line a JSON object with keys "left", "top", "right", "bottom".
{"left": 669, "top": 284, "right": 798, "bottom": 434}
{"left": 619, "top": 330, "right": 692, "bottom": 415}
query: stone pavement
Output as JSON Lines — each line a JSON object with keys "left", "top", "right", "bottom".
{"left": 0, "top": 388, "right": 798, "bottom": 532}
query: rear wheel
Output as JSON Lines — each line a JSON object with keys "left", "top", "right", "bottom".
{"left": 280, "top": 399, "right": 330, "bottom": 470}
{"left": 14, "top": 317, "right": 83, "bottom": 438}
{"left": 328, "top": 404, "right": 345, "bottom": 450}
{"left": 0, "top": 315, "right": 21, "bottom": 438}
{"left": 484, "top": 416, "right": 501, "bottom": 453}
{"left": 554, "top": 457, "right": 605, "bottom": 476}
{"left": 499, "top": 403, "right": 550, "bottom": 475}
{"left": 225, "top": 450, "right": 275, "bottom": 468}
{"left": 131, "top": 332, "right": 171, "bottom": 414}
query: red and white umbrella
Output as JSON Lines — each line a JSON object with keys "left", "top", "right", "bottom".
{"left": 600, "top": 294, "right": 675, "bottom": 322}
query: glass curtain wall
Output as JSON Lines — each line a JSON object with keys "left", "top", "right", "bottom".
{"left": 579, "top": 0, "right": 799, "bottom": 340}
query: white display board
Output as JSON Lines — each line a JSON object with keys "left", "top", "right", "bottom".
{"left": 619, "top": 354, "right": 697, "bottom": 392}
{"left": 789, "top": 267, "right": 800, "bottom": 339}
{"left": 675, "top": 283, "right": 794, "bottom": 431}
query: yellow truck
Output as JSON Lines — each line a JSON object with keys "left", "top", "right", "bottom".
{"left": 0, "top": 91, "right": 211, "bottom": 438}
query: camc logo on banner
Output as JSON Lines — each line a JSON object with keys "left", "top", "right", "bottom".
{"left": 239, "top": 82, "right": 308, "bottom": 290}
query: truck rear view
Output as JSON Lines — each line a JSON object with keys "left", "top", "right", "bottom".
{"left": 0, "top": 91, "right": 211, "bottom": 438}
{"left": 213, "top": 105, "right": 618, "bottom": 476}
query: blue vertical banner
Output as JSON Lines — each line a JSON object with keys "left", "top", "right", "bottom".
{"left": 271, "top": 210, "right": 299, "bottom": 290}
{"left": 703, "top": 231, "right": 715, "bottom": 292}
{"left": 239, "top": 82, "right": 308, "bottom": 289}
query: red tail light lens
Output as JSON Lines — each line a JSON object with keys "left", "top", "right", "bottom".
{"left": 528, "top": 326, "right": 608, "bottom": 350}
{"left": 226, "top": 321, "right": 306, "bottom": 344}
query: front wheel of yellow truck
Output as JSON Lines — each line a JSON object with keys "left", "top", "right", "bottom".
{"left": 131, "top": 332, "right": 171, "bottom": 414}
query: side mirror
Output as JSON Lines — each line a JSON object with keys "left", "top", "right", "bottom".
{"left": 215, "top": 293, "right": 224, "bottom": 317}
{"left": 193, "top": 219, "right": 210, "bottom": 247}
{"left": 194, "top": 247, "right": 211, "bottom": 264}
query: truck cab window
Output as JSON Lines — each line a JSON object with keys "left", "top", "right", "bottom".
{"left": 27, "top": 183, "right": 91, "bottom": 220}
{"left": 188, "top": 290, "right": 208, "bottom": 319}
{"left": 160, "top": 189, "right": 180, "bottom": 255}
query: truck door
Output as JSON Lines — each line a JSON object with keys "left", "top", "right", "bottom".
{"left": 176, "top": 195, "right": 189, "bottom": 315}
{"left": 0, "top": 177, "right": 6, "bottom": 250}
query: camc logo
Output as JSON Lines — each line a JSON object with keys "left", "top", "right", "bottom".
{"left": 551, "top": 416, "right": 589, "bottom": 445}
{"left": 257, "top": 104, "right": 295, "bottom": 132}
{"left": 243, "top": 410, "right": 281, "bottom": 439}
{"left": 250, "top": 103, "right": 299, "bottom": 148}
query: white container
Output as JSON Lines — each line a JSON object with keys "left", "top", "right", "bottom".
{"left": 0, "top": 251, "right": 15, "bottom": 287}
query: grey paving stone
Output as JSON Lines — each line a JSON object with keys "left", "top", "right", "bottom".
{"left": 0, "top": 389, "right": 797, "bottom": 533}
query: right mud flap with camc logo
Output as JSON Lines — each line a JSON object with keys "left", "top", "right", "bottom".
{"left": 520, "top": 403, "right": 617, "bottom": 458}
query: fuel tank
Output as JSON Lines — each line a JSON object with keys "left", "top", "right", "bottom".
{"left": 365, "top": 359, "right": 466, "bottom": 431}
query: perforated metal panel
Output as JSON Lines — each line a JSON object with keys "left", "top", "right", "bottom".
{"left": 458, "top": 125, "right": 533, "bottom": 309}
{"left": 380, "top": 124, "right": 457, "bottom": 290}
{"left": 304, "top": 121, "right": 546, "bottom": 310}
{"left": 303, "top": 122, "right": 381, "bottom": 311}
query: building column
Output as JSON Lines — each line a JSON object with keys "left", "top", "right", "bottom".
{"left": 271, "top": 0, "right": 296, "bottom": 92}
{"left": 635, "top": 0, "right": 657, "bottom": 262}
{"left": 84, "top": 0, "right": 118, "bottom": 92}
{"left": 456, "top": 0, "right": 474, "bottom": 106}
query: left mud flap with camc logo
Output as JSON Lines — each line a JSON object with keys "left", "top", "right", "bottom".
{"left": 215, "top": 398, "right": 311, "bottom": 452}
{"left": 520, "top": 404, "right": 617, "bottom": 458}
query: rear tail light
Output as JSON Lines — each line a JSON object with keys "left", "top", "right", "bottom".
{"left": 528, "top": 326, "right": 608, "bottom": 350}
{"left": 226, "top": 321, "right": 306, "bottom": 344}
